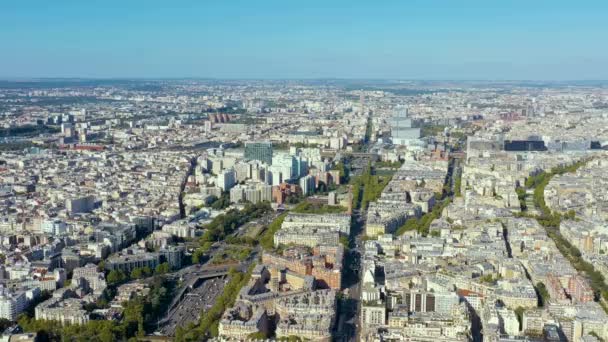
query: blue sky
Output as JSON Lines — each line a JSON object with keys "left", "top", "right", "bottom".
{"left": 1, "top": 0, "right": 607, "bottom": 80}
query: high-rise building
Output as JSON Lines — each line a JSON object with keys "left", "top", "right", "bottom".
{"left": 65, "top": 195, "right": 96, "bottom": 214}
{"left": 272, "top": 153, "right": 298, "bottom": 181}
{"left": 390, "top": 108, "right": 420, "bottom": 145}
{"left": 299, "top": 175, "right": 316, "bottom": 195}
{"left": 234, "top": 161, "right": 253, "bottom": 182}
{"left": 0, "top": 288, "right": 38, "bottom": 321}
{"left": 258, "top": 184, "right": 273, "bottom": 202}
{"left": 230, "top": 185, "right": 246, "bottom": 203}
{"left": 41, "top": 219, "right": 67, "bottom": 235}
{"left": 217, "top": 169, "right": 236, "bottom": 192}
{"left": 245, "top": 141, "right": 273, "bottom": 166}
{"left": 293, "top": 155, "right": 308, "bottom": 178}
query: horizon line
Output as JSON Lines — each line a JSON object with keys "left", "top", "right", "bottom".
{"left": 1, "top": 77, "right": 608, "bottom": 83}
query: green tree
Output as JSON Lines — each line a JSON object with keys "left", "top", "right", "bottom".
{"left": 155, "top": 262, "right": 170, "bottom": 274}
{"left": 514, "top": 307, "right": 525, "bottom": 330}
{"left": 333, "top": 161, "right": 350, "bottom": 183}
{"left": 454, "top": 173, "right": 462, "bottom": 197}
{"left": 535, "top": 282, "right": 550, "bottom": 307}
{"left": 248, "top": 331, "right": 268, "bottom": 340}
{"left": 565, "top": 209, "right": 576, "bottom": 220}
{"left": 260, "top": 213, "right": 287, "bottom": 251}
{"left": 130, "top": 268, "right": 142, "bottom": 279}
{"left": 0, "top": 318, "right": 12, "bottom": 331}
{"left": 210, "top": 192, "right": 231, "bottom": 210}
{"left": 192, "top": 248, "right": 206, "bottom": 264}
{"left": 107, "top": 269, "right": 127, "bottom": 285}
{"left": 339, "top": 235, "right": 349, "bottom": 248}
{"left": 99, "top": 323, "right": 114, "bottom": 342}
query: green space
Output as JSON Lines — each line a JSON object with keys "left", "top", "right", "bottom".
{"left": 361, "top": 175, "right": 389, "bottom": 211}
{"left": 259, "top": 213, "right": 287, "bottom": 251}
{"left": 515, "top": 187, "right": 527, "bottom": 211}
{"left": 351, "top": 180, "right": 362, "bottom": 211}
{"left": 453, "top": 171, "right": 462, "bottom": 197}
{"left": 535, "top": 282, "right": 550, "bottom": 307}
{"left": 105, "top": 262, "right": 171, "bottom": 285}
{"left": 478, "top": 274, "right": 502, "bottom": 284}
{"left": 350, "top": 162, "right": 391, "bottom": 211}
{"left": 421, "top": 124, "right": 446, "bottom": 138}
{"left": 243, "top": 223, "right": 265, "bottom": 240}
{"left": 210, "top": 245, "right": 253, "bottom": 264}
{"left": 0, "top": 141, "right": 46, "bottom": 151}
{"left": 192, "top": 202, "right": 271, "bottom": 264}
{"left": 340, "top": 235, "right": 349, "bottom": 248}
{"left": 375, "top": 160, "right": 403, "bottom": 169}
{"left": 0, "top": 124, "right": 60, "bottom": 137}
{"left": 292, "top": 201, "right": 347, "bottom": 214}
{"left": 207, "top": 192, "right": 231, "bottom": 210}
{"left": 395, "top": 198, "right": 452, "bottom": 236}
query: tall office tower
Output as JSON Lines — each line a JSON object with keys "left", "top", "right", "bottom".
{"left": 244, "top": 141, "right": 273, "bottom": 166}
{"left": 294, "top": 155, "right": 308, "bottom": 178}
{"left": 390, "top": 108, "right": 420, "bottom": 145}
{"left": 299, "top": 175, "right": 316, "bottom": 195}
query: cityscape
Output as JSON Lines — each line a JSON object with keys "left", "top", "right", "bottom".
{"left": 1, "top": 2, "right": 608, "bottom": 342}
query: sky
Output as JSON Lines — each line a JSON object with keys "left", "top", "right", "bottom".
{"left": 1, "top": 0, "right": 607, "bottom": 80}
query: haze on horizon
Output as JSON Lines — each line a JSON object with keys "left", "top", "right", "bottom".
{"left": 1, "top": 0, "right": 607, "bottom": 80}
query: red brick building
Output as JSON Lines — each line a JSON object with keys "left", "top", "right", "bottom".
{"left": 545, "top": 274, "right": 568, "bottom": 302}
{"left": 568, "top": 275, "right": 594, "bottom": 303}
{"left": 262, "top": 248, "right": 342, "bottom": 289}
{"left": 272, "top": 183, "right": 300, "bottom": 205}
{"left": 309, "top": 169, "right": 341, "bottom": 187}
